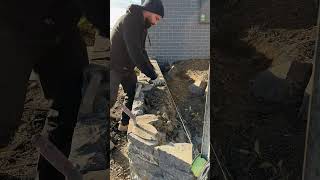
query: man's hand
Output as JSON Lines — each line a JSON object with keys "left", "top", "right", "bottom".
{"left": 151, "top": 77, "right": 165, "bottom": 86}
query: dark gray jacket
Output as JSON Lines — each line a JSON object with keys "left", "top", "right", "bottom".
{"left": 110, "top": 5, "right": 157, "bottom": 80}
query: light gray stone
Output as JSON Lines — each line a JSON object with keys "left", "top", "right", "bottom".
{"left": 127, "top": 134, "right": 159, "bottom": 154}
{"left": 156, "top": 143, "right": 193, "bottom": 173}
{"left": 128, "top": 143, "right": 159, "bottom": 165}
{"left": 162, "top": 169, "right": 195, "bottom": 180}
{"left": 188, "top": 80, "right": 207, "bottom": 96}
{"left": 250, "top": 68, "right": 290, "bottom": 103}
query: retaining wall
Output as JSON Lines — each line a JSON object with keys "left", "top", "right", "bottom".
{"left": 127, "top": 60, "right": 195, "bottom": 180}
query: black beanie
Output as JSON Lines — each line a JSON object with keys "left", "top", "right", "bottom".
{"left": 142, "top": 0, "right": 164, "bottom": 18}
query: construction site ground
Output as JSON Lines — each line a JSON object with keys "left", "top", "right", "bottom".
{"left": 0, "top": 19, "right": 97, "bottom": 180}
{"left": 110, "top": 59, "right": 209, "bottom": 179}
{"left": 212, "top": 0, "right": 317, "bottom": 179}
{"left": 0, "top": 81, "right": 49, "bottom": 180}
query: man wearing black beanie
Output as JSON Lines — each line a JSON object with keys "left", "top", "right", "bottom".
{"left": 110, "top": 0, "right": 165, "bottom": 132}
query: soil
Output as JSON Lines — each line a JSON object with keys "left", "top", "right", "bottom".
{"left": 166, "top": 60, "right": 209, "bottom": 150}
{"left": 110, "top": 86, "right": 130, "bottom": 180}
{"left": 0, "top": 23, "right": 96, "bottom": 179}
{"left": 212, "top": 0, "right": 317, "bottom": 179}
{"left": 144, "top": 87, "right": 181, "bottom": 143}
{"left": 0, "top": 81, "right": 49, "bottom": 180}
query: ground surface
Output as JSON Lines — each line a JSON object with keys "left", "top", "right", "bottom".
{"left": 0, "top": 21, "right": 97, "bottom": 179}
{"left": 110, "top": 59, "right": 209, "bottom": 179}
{"left": 212, "top": 0, "right": 317, "bottom": 179}
{"left": 0, "top": 81, "right": 49, "bottom": 180}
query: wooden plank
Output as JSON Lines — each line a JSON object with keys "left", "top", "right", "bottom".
{"left": 302, "top": 2, "right": 320, "bottom": 179}
{"left": 201, "top": 66, "right": 210, "bottom": 160}
{"left": 32, "top": 135, "right": 83, "bottom": 180}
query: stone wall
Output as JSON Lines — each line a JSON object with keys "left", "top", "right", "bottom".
{"left": 127, "top": 60, "right": 195, "bottom": 180}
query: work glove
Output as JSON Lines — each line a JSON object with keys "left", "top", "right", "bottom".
{"left": 151, "top": 76, "right": 165, "bottom": 86}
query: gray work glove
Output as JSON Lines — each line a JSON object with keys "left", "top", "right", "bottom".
{"left": 151, "top": 77, "right": 165, "bottom": 86}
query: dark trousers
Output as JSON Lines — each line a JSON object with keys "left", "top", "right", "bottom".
{"left": 110, "top": 70, "right": 137, "bottom": 125}
{"left": 0, "top": 25, "right": 88, "bottom": 180}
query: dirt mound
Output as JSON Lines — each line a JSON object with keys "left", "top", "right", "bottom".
{"left": 212, "top": 0, "right": 317, "bottom": 179}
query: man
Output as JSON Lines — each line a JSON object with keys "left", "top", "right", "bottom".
{"left": 0, "top": 1, "right": 107, "bottom": 179}
{"left": 110, "top": 0, "right": 165, "bottom": 132}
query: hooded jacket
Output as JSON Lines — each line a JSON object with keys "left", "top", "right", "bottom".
{"left": 110, "top": 4, "right": 157, "bottom": 80}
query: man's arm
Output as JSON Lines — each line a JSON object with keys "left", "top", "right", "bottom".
{"left": 122, "top": 16, "right": 157, "bottom": 80}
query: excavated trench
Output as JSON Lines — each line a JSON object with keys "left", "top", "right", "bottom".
{"left": 143, "top": 87, "right": 186, "bottom": 144}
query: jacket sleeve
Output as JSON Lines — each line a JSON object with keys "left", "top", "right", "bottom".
{"left": 122, "top": 16, "right": 158, "bottom": 80}
{"left": 73, "top": 0, "right": 108, "bottom": 37}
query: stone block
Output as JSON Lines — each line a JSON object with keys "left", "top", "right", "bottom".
{"left": 128, "top": 114, "right": 161, "bottom": 142}
{"left": 251, "top": 60, "right": 312, "bottom": 105}
{"left": 162, "top": 169, "right": 195, "bottom": 180}
{"left": 286, "top": 60, "right": 312, "bottom": 103}
{"left": 298, "top": 72, "right": 313, "bottom": 120}
{"left": 130, "top": 161, "right": 163, "bottom": 180}
{"left": 128, "top": 133, "right": 159, "bottom": 154}
{"left": 286, "top": 60, "right": 312, "bottom": 85}
{"left": 156, "top": 143, "right": 193, "bottom": 173}
{"left": 128, "top": 143, "right": 159, "bottom": 165}
{"left": 188, "top": 80, "right": 207, "bottom": 96}
{"left": 83, "top": 170, "right": 108, "bottom": 180}
{"left": 132, "top": 99, "right": 145, "bottom": 116}
{"left": 129, "top": 154, "right": 160, "bottom": 173}
{"left": 250, "top": 64, "right": 290, "bottom": 103}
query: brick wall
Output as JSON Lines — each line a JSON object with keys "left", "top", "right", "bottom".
{"left": 143, "top": 0, "right": 210, "bottom": 63}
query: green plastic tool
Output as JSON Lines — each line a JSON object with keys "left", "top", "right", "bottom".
{"left": 191, "top": 154, "right": 209, "bottom": 178}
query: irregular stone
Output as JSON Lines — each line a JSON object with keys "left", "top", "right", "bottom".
{"left": 162, "top": 169, "right": 195, "bottom": 180}
{"left": 286, "top": 61, "right": 312, "bottom": 85}
{"left": 151, "top": 60, "right": 165, "bottom": 80}
{"left": 250, "top": 64, "right": 290, "bottom": 103}
{"left": 188, "top": 80, "right": 207, "bottom": 96}
{"left": 129, "top": 153, "right": 160, "bottom": 172}
{"left": 83, "top": 170, "right": 108, "bottom": 180}
{"left": 131, "top": 123, "right": 158, "bottom": 141}
{"left": 128, "top": 143, "right": 159, "bottom": 165}
{"left": 128, "top": 114, "right": 160, "bottom": 141}
{"left": 286, "top": 60, "right": 312, "bottom": 105}
{"left": 141, "top": 84, "right": 154, "bottom": 92}
{"left": 29, "top": 70, "right": 39, "bottom": 80}
{"left": 132, "top": 87, "right": 145, "bottom": 116}
{"left": 298, "top": 72, "right": 313, "bottom": 120}
{"left": 127, "top": 133, "right": 159, "bottom": 154}
{"left": 69, "top": 120, "right": 107, "bottom": 172}
{"left": 176, "top": 130, "right": 187, "bottom": 142}
{"left": 134, "top": 84, "right": 143, "bottom": 99}
{"left": 156, "top": 143, "right": 193, "bottom": 173}
{"left": 133, "top": 169, "right": 163, "bottom": 180}
{"left": 93, "top": 32, "right": 110, "bottom": 51}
